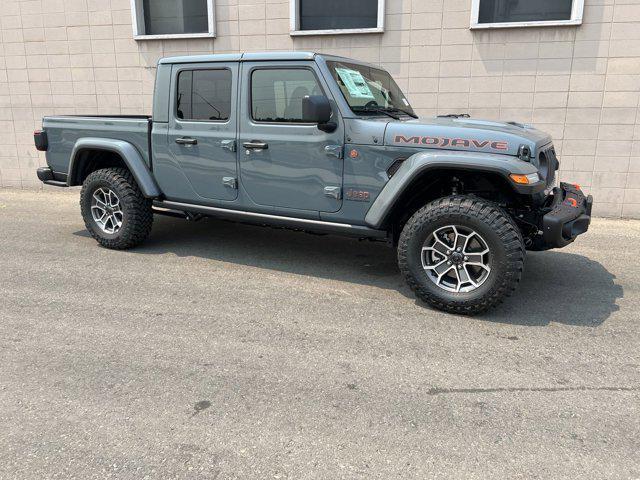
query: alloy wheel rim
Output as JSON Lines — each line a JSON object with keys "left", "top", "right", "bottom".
{"left": 90, "top": 187, "right": 123, "bottom": 235}
{"left": 421, "top": 225, "right": 491, "bottom": 293}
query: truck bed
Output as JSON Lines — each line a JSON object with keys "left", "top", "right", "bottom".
{"left": 42, "top": 115, "right": 152, "bottom": 176}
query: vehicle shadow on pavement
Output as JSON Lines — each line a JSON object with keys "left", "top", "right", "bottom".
{"left": 485, "top": 251, "right": 621, "bottom": 326}
{"left": 77, "top": 216, "right": 622, "bottom": 327}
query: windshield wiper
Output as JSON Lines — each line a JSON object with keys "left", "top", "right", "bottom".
{"left": 352, "top": 105, "right": 418, "bottom": 120}
{"left": 386, "top": 107, "right": 418, "bottom": 119}
{"left": 351, "top": 106, "right": 400, "bottom": 120}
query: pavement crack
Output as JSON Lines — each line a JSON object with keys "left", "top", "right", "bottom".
{"left": 427, "top": 386, "right": 640, "bottom": 395}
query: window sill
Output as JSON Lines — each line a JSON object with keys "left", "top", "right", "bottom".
{"left": 470, "top": 19, "right": 582, "bottom": 29}
{"left": 134, "top": 32, "right": 216, "bottom": 41}
{"left": 290, "top": 27, "right": 383, "bottom": 36}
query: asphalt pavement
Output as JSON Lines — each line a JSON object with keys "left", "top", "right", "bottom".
{"left": 1, "top": 189, "right": 639, "bottom": 479}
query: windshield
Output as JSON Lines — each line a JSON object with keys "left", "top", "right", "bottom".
{"left": 327, "top": 61, "right": 415, "bottom": 117}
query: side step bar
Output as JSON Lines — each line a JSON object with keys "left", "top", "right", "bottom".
{"left": 153, "top": 200, "right": 388, "bottom": 240}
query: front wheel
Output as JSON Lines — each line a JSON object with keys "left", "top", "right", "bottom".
{"left": 397, "top": 196, "right": 525, "bottom": 315}
{"left": 80, "top": 167, "right": 153, "bottom": 250}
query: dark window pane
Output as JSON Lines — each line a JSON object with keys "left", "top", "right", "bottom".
{"left": 177, "top": 69, "right": 232, "bottom": 121}
{"left": 251, "top": 69, "right": 322, "bottom": 123}
{"left": 143, "top": 0, "right": 208, "bottom": 35}
{"left": 478, "top": 0, "right": 573, "bottom": 24}
{"left": 300, "top": 0, "right": 378, "bottom": 30}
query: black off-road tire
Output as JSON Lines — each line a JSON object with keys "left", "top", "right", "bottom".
{"left": 80, "top": 167, "right": 153, "bottom": 250}
{"left": 397, "top": 195, "right": 525, "bottom": 315}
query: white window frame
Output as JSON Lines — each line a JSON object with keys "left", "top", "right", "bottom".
{"left": 470, "top": 0, "right": 584, "bottom": 29}
{"left": 289, "top": 0, "right": 385, "bottom": 36}
{"left": 130, "top": 0, "right": 216, "bottom": 40}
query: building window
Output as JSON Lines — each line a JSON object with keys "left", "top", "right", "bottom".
{"left": 131, "top": 0, "right": 215, "bottom": 40}
{"left": 289, "top": 0, "right": 385, "bottom": 36}
{"left": 470, "top": 0, "right": 584, "bottom": 29}
{"left": 176, "top": 69, "right": 232, "bottom": 121}
{"left": 251, "top": 69, "right": 323, "bottom": 123}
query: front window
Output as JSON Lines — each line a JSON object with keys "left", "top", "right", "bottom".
{"left": 327, "top": 61, "right": 415, "bottom": 118}
{"left": 251, "top": 68, "right": 323, "bottom": 123}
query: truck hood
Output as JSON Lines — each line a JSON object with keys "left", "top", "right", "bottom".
{"left": 384, "top": 117, "right": 552, "bottom": 156}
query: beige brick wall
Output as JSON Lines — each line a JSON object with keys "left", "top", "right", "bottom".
{"left": 1, "top": 0, "right": 639, "bottom": 217}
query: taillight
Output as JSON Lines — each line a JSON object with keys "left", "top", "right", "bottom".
{"left": 34, "top": 130, "right": 48, "bottom": 151}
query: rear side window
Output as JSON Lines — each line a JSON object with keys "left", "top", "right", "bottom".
{"left": 251, "top": 69, "right": 322, "bottom": 123}
{"left": 177, "top": 69, "right": 232, "bottom": 121}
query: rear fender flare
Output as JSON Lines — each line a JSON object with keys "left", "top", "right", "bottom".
{"left": 364, "top": 149, "right": 542, "bottom": 229}
{"left": 68, "top": 137, "right": 161, "bottom": 198}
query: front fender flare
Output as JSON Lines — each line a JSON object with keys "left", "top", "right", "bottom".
{"left": 364, "top": 149, "right": 543, "bottom": 229}
{"left": 68, "top": 137, "right": 161, "bottom": 198}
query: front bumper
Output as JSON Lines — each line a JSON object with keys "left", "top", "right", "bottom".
{"left": 539, "top": 182, "right": 592, "bottom": 249}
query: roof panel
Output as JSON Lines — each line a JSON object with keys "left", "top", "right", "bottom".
{"left": 158, "top": 53, "right": 243, "bottom": 65}
{"left": 242, "top": 51, "right": 316, "bottom": 62}
{"left": 158, "top": 51, "right": 317, "bottom": 65}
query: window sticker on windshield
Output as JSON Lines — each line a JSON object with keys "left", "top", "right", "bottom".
{"left": 335, "top": 68, "right": 375, "bottom": 99}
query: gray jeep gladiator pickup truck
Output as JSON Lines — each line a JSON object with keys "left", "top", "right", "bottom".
{"left": 35, "top": 52, "right": 592, "bottom": 314}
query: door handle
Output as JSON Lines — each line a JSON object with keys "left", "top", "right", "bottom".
{"left": 243, "top": 141, "right": 268, "bottom": 150}
{"left": 175, "top": 137, "right": 197, "bottom": 145}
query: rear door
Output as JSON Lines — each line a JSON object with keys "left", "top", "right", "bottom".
{"left": 238, "top": 62, "right": 344, "bottom": 213}
{"left": 166, "top": 63, "right": 238, "bottom": 201}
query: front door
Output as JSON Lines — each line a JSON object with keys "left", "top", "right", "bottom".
{"left": 166, "top": 63, "right": 238, "bottom": 201}
{"left": 238, "top": 62, "right": 344, "bottom": 213}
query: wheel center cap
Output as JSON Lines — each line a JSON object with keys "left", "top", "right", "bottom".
{"left": 450, "top": 252, "right": 464, "bottom": 264}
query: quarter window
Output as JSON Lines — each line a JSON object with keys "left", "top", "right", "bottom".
{"left": 177, "top": 69, "right": 232, "bottom": 121}
{"left": 131, "top": 0, "right": 215, "bottom": 40}
{"left": 470, "top": 0, "right": 584, "bottom": 29}
{"left": 251, "top": 69, "right": 323, "bottom": 123}
{"left": 290, "top": 0, "right": 385, "bottom": 35}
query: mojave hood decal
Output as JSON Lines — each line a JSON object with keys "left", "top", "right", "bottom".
{"left": 394, "top": 134, "right": 509, "bottom": 151}
{"left": 383, "top": 117, "right": 551, "bottom": 156}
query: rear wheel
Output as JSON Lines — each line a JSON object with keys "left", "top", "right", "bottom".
{"left": 80, "top": 167, "right": 153, "bottom": 249}
{"left": 397, "top": 195, "right": 525, "bottom": 315}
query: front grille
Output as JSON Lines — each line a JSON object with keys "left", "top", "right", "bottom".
{"left": 538, "top": 144, "right": 558, "bottom": 186}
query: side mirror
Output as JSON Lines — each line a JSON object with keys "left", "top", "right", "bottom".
{"left": 302, "top": 95, "right": 336, "bottom": 132}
